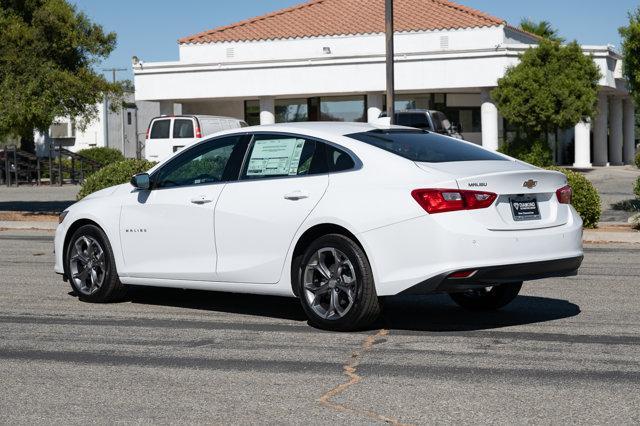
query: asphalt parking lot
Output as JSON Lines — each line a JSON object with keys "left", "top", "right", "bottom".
{"left": 0, "top": 232, "right": 638, "bottom": 424}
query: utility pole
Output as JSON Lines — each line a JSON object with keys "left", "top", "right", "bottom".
{"left": 103, "top": 68, "right": 127, "bottom": 84}
{"left": 385, "top": 0, "right": 395, "bottom": 124}
{"left": 102, "top": 68, "right": 127, "bottom": 151}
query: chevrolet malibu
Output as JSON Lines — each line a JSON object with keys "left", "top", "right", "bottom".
{"left": 55, "top": 122, "right": 583, "bottom": 331}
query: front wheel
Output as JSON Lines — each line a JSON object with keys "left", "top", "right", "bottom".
{"left": 448, "top": 282, "right": 523, "bottom": 311}
{"left": 296, "top": 234, "right": 381, "bottom": 331}
{"left": 65, "top": 224, "right": 127, "bottom": 302}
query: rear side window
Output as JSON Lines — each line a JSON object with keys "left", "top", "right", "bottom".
{"left": 347, "top": 130, "right": 507, "bottom": 163}
{"left": 150, "top": 119, "right": 170, "bottom": 139}
{"left": 395, "top": 113, "right": 430, "bottom": 130}
{"left": 173, "top": 119, "right": 194, "bottom": 138}
{"left": 242, "top": 134, "right": 326, "bottom": 179}
{"left": 326, "top": 145, "right": 355, "bottom": 172}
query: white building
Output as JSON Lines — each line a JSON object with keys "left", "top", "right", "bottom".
{"left": 35, "top": 92, "right": 160, "bottom": 159}
{"left": 134, "top": 0, "right": 636, "bottom": 167}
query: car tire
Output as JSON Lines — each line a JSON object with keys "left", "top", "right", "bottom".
{"left": 296, "top": 234, "right": 381, "bottom": 331}
{"left": 448, "top": 282, "right": 523, "bottom": 311}
{"left": 65, "top": 224, "right": 127, "bottom": 303}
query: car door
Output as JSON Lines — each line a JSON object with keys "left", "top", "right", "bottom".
{"left": 171, "top": 117, "right": 197, "bottom": 154}
{"left": 120, "top": 134, "right": 249, "bottom": 281}
{"left": 146, "top": 118, "right": 173, "bottom": 161}
{"left": 214, "top": 133, "right": 329, "bottom": 284}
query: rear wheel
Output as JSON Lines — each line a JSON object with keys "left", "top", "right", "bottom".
{"left": 66, "top": 224, "right": 126, "bottom": 302}
{"left": 448, "top": 282, "right": 522, "bottom": 311}
{"left": 296, "top": 234, "right": 381, "bottom": 331}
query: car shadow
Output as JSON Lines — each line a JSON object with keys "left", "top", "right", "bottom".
{"left": 375, "top": 294, "right": 580, "bottom": 332}
{"left": 127, "top": 286, "right": 308, "bottom": 322}
{"left": 124, "top": 286, "right": 580, "bottom": 332}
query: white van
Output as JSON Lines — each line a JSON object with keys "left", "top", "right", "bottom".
{"left": 144, "top": 115, "right": 248, "bottom": 161}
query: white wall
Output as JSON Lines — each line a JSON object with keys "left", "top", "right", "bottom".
{"left": 182, "top": 99, "right": 245, "bottom": 119}
{"left": 179, "top": 26, "right": 506, "bottom": 64}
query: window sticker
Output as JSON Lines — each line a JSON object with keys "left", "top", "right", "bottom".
{"left": 246, "top": 138, "right": 305, "bottom": 176}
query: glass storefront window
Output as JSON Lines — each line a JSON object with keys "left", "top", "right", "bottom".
{"left": 319, "top": 96, "right": 366, "bottom": 122}
{"left": 244, "top": 100, "right": 260, "bottom": 126}
{"left": 275, "top": 99, "right": 308, "bottom": 123}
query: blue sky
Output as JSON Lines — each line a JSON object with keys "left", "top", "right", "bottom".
{"left": 70, "top": 0, "right": 638, "bottom": 81}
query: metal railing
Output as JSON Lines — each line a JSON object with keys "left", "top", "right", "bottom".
{"left": 0, "top": 141, "right": 102, "bottom": 187}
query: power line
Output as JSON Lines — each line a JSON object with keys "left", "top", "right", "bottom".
{"left": 102, "top": 68, "right": 127, "bottom": 84}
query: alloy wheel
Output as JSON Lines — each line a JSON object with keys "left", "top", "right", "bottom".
{"left": 303, "top": 247, "right": 357, "bottom": 320}
{"left": 69, "top": 235, "right": 107, "bottom": 296}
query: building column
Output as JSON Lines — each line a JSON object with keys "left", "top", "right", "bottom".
{"left": 593, "top": 92, "right": 609, "bottom": 166}
{"left": 609, "top": 96, "right": 623, "bottom": 165}
{"left": 480, "top": 88, "right": 499, "bottom": 151}
{"left": 573, "top": 120, "right": 592, "bottom": 168}
{"left": 259, "top": 97, "right": 275, "bottom": 125}
{"left": 366, "top": 93, "right": 384, "bottom": 123}
{"left": 623, "top": 98, "right": 636, "bottom": 165}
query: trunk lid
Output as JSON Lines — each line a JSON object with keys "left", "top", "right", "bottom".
{"left": 416, "top": 161, "right": 569, "bottom": 230}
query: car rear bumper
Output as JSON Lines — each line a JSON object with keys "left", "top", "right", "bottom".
{"left": 359, "top": 207, "right": 584, "bottom": 296}
{"left": 401, "top": 255, "right": 583, "bottom": 295}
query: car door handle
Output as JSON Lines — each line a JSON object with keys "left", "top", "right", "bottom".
{"left": 190, "top": 196, "right": 213, "bottom": 205}
{"left": 284, "top": 191, "right": 309, "bottom": 201}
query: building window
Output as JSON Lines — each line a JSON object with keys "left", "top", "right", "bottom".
{"left": 127, "top": 112, "right": 132, "bottom": 125}
{"left": 441, "top": 108, "right": 481, "bottom": 133}
{"left": 275, "top": 98, "right": 308, "bottom": 123}
{"left": 319, "top": 95, "right": 366, "bottom": 122}
{"left": 244, "top": 100, "right": 260, "bottom": 126}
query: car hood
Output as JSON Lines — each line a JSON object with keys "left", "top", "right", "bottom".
{"left": 81, "top": 183, "right": 129, "bottom": 201}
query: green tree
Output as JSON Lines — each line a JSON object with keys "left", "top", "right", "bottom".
{"left": 620, "top": 6, "right": 640, "bottom": 106}
{"left": 519, "top": 18, "right": 565, "bottom": 42}
{"left": 493, "top": 40, "right": 601, "bottom": 142}
{"left": 0, "top": 0, "right": 123, "bottom": 152}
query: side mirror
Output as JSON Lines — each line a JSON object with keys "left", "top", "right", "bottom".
{"left": 130, "top": 173, "right": 150, "bottom": 190}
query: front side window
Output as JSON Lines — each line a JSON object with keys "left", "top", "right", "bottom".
{"left": 242, "top": 134, "right": 326, "bottom": 179}
{"left": 173, "top": 119, "right": 194, "bottom": 138}
{"left": 347, "top": 130, "right": 507, "bottom": 163}
{"left": 154, "top": 135, "right": 248, "bottom": 188}
{"left": 150, "top": 119, "right": 170, "bottom": 139}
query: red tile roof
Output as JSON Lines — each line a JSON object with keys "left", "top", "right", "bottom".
{"left": 179, "top": 0, "right": 505, "bottom": 44}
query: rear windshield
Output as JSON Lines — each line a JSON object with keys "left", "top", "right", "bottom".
{"left": 347, "top": 130, "right": 507, "bottom": 163}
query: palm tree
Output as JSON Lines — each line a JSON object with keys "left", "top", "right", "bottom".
{"left": 519, "top": 18, "right": 565, "bottom": 42}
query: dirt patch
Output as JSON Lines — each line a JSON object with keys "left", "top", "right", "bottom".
{"left": 0, "top": 212, "right": 58, "bottom": 222}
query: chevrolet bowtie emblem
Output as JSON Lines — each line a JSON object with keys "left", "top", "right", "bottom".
{"left": 523, "top": 179, "right": 538, "bottom": 189}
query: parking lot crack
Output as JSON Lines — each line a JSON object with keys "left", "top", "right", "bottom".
{"left": 319, "top": 329, "right": 409, "bottom": 425}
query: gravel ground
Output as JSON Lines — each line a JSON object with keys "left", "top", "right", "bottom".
{"left": 0, "top": 232, "right": 638, "bottom": 424}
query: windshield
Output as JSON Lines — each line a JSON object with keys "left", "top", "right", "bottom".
{"left": 347, "top": 130, "right": 507, "bottom": 163}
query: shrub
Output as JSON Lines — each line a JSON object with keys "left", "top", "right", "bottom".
{"left": 546, "top": 166, "right": 601, "bottom": 228}
{"left": 635, "top": 176, "right": 640, "bottom": 198}
{"left": 636, "top": 150, "right": 640, "bottom": 169}
{"left": 77, "top": 147, "right": 125, "bottom": 166}
{"left": 77, "top": 159, "right": 155, "bottom": 200}
{"left": 498, "top": 138, "right": 553, "bottom": 167}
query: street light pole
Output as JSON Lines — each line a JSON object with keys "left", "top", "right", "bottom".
{"left": 385, "top": 0, "right": 395, "bottom": 124}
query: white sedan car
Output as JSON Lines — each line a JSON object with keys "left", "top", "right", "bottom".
{"left": 55, "top": 122, "right": 583, "bottom": 331}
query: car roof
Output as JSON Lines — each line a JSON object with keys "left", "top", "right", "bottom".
{"left": 228, "top": 121, "right": 407, "bottom": 137}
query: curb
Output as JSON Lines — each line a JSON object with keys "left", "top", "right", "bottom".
{"left": 0, "top": 221, "right": 57, "bottom": 231}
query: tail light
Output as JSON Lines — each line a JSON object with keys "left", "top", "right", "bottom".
{"left": 556, "top": 185, "right": 572, "bottom": 204}
{"left": 145, "top": 127, "right": 150, "bottom": 139}
{"left": 412, "top": 189, "right": 497, "bottom": 214}
{"left": 195, "top": 127, "right": 202, "bottom": 138}
{"left": 448, "top": 269, "right": 478, "bottom": 279}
